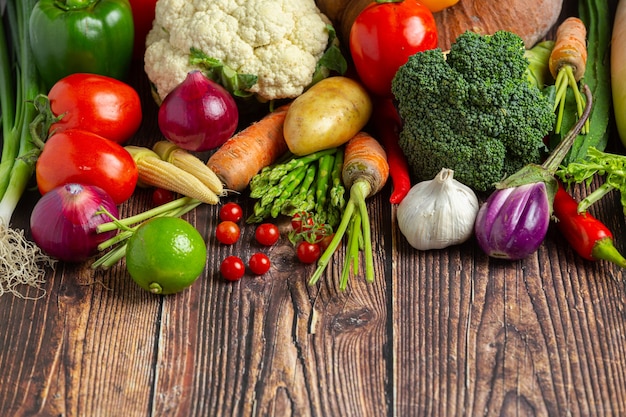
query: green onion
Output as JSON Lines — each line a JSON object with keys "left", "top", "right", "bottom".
{"left": 0, "top": 0, "right": 56, "bottom": 299}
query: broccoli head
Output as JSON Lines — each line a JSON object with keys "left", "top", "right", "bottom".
{"left": 391, "top": 30, "right": 555, "bottom": 192}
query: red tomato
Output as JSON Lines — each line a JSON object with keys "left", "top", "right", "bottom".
{"left": 349, "top": 0, "right": 438, "bottom": 97}
{"left": 48, "top": 73, "right": 142, "bottom": 144}
{"left": 319, "top": 234, "right": 335, "bottom": 253}
{"left": 291, "top": 212, "right": 315, "bottom": 234}
{"left": 215, "top": 221, "right": 240, "bottom": 245}
{"left": 36, "top": 129, "right": 138, "bottom": 204}
{"left": 129, "top": 0, "right": 158, "bottom": 60}
{"left": 219, "top": 202, "right": 243, "bottom": 223}
{"left": 152, "top": 188, "right": 175, "bottom": 206}
{"left": 221, "top": 256, "right": 245, "bottom": 281}
{"left": 296, "top": 241, "right": 321, "bottom": 264}
{"left": 255, "top": 223, "right": 280, "bottom": 246}
{"left": 248, "top": 253, "right": 271, "bottom": 275}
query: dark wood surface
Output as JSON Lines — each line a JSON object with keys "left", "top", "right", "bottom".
{"left": 2, "top": 1, "right": 626, "bottom": 416}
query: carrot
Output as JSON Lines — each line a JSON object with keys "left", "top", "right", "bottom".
{"left": 549, "top": 17, "right": 589, "bottom": 134}
{"left": 308, "top": 131, "right": 389, "bottom": 290}
{"left": 207, "top": 104, "right": 290, "bottom": 192}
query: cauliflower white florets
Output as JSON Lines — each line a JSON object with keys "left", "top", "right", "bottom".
{"left": 144, "top": 0, "right": 333, "bottom": 101}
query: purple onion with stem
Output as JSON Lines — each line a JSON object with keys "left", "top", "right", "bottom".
{"left": 475, "top": 84, "right": 593, "bottom": 260}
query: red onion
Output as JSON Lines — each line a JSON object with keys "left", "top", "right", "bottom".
{"left": 158, "top": 70, "right": 239, "bottom": 152}
{"left": 30, "top": 183, "right": 119, "bottom": 262}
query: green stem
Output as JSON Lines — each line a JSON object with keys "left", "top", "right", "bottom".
{"left": 57, "top": 0, "right": 99, "bottom": 11}
{"left": 340, "top": 212, "right": 361, "bottom": 291}
{"left": 591, "top": 238, "right": 626, "bottom": 268}
{"left": 308, "top": 180, "right": 373, "bottom": 289}
{"left": 97, "top": 196, "right": 198, "bottom": 233}
{"left": 91, "top": 244, "right": 127, "bottom": 270}
{"left": 542, "top": 84, "right": 592, "bottom": 175}
{"left": 578, "top": 182, "right": 615, "bottom": 213}
{"left": 308, "top": 199, "right": 355, "bottom": 286}
{"left": 354, "top": 181, "right": 374, "bottom": 283}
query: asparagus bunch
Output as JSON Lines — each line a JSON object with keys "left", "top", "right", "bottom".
{"left": 247, "top": 147, "right": 346, "bottom": 227}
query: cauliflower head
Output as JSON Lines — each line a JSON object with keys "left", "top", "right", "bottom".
{"left": 145, "top": 0, "right": 333, "bottom": 101}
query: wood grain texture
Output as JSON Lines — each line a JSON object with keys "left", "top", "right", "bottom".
{"left": 2, "top": 1, "right": 626, "bottom": 415}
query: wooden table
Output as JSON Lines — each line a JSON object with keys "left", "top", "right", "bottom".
{"left": 2, "top": 1, "right": 626, "bottom": 416}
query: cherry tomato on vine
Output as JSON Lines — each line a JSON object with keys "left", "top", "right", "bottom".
{"left": 47, "top": 73, "right": 142, "bottom": 144}
{"left": 291, "top": 212, "right": 315, "bottom": 233}
{"left": 255, "top": 223, "right": 280, "bottom": 246}
{"left": 219, "top": 202, "right": 243, "bottom": 223}
{"left": 249, "top": 253, "right": 271, "bottom": 275}
{"left": 216, "top": 221, "right": 240, "bottom": 245}
{"left": 220, "top": 256, "right": 245, "bottom": 281}
{"left": 296, "top": 241, "right": 321, "bottom": 264}
{"left": 35, "top": 129, "right": 139, "bottom": 204}
{"left": 349, "top": 0, "right": 438, "bottom": 97}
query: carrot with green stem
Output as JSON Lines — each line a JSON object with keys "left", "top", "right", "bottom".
{"left": 549, "top": 16, "right": 589, "bottom": 134}
{"left": 308, "top": 132, "right": 389, "bottom": 290}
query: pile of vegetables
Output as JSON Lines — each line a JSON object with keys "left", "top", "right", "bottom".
{"left": 2, "top": 0, "right": 626, "bottom": 300}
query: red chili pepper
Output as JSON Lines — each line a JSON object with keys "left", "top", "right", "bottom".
{"left": 553, "top": 182, "right": 626, "bottom": 267}
{"left": 372, "top": 99, "right": 412, "bottom": 204}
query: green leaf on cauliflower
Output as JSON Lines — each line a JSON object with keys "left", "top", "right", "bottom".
{"left": 311, "top": 24, "right": 347, "bottom": 86}
{"left": 189, "top": 47, "right": 258, "bottom": 98}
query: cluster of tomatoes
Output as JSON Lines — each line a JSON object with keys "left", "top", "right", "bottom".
{"left": 212, "top": 203, "right": 335, "bottom": 281}
{"left": 214, "top": 202, "right": 278, "bottom": 281}
{"left": 289, "top": 212, "right": 335, "bottom": 265}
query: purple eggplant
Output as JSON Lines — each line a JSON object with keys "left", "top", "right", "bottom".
{"left": 474, "top": 85, "right": 592, "bottom": 260}
{"left": 474, "top": 182, "right": 550, "bottom": 259}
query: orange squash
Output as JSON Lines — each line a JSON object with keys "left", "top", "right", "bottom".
{"left": 316, "top": 0, "right": 564, "bottom": 51}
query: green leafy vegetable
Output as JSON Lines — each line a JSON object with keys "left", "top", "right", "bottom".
{"left": 556, "top": 147, "right": 626, "bottom": 214}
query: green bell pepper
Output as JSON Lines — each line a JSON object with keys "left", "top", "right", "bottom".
{"left": 29, "top": 0, "right": 134, "bottom": 89}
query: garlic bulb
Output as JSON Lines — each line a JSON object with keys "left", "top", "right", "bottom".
{"left": 397, "top": 168, "right": 479, "bottom": 250}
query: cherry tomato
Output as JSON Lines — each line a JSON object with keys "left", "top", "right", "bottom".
{"left": 248, "top": 253, "right": 271, "bottom": 275}
{"left": 220, "top": 256, "right": 245, "bottom": 281}
{"left": 255, "top": 223, "right": 280, "bottom": 246}
{"left": 219, "top": 202, "right": 244, "bottom": 223}
{"left": 129, "top": 0, "right": 158, "bottom": 60}
{"left": 35, "top": 129, "right": 139, "bottom": 204}
{"left": 349, "top": 0, "right": 438, "bottom": 97}
{"left": 319, "top": 234, "right": 335, "bottom": 253}
{"left": 296, "top": 241, "right": 321, "bottom": 264}
{"left": 291, "top": 212, "right": 315, "bottom": 233}
{"left": 152, "top": 188, "right": 175, "bottom": 206}
{"left": 47, "top": 73, "right": 143, "bottom": 144}
{"left": 215, "top": 221, "right": 240, "bottom": 245}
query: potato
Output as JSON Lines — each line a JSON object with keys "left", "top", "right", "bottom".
{"left": 283, "top": 76, "right": 372, "bottom": 156}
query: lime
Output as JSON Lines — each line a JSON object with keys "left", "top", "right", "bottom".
{"left": 125, "top": 217, "right": 207, "bottom": 295}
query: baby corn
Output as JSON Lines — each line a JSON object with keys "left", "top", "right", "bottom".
{"left": 152, "top": 140, "right": 225, "bottom": 196}
{"left": 125, "top": 146, "right": 220, "bottom": 205}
